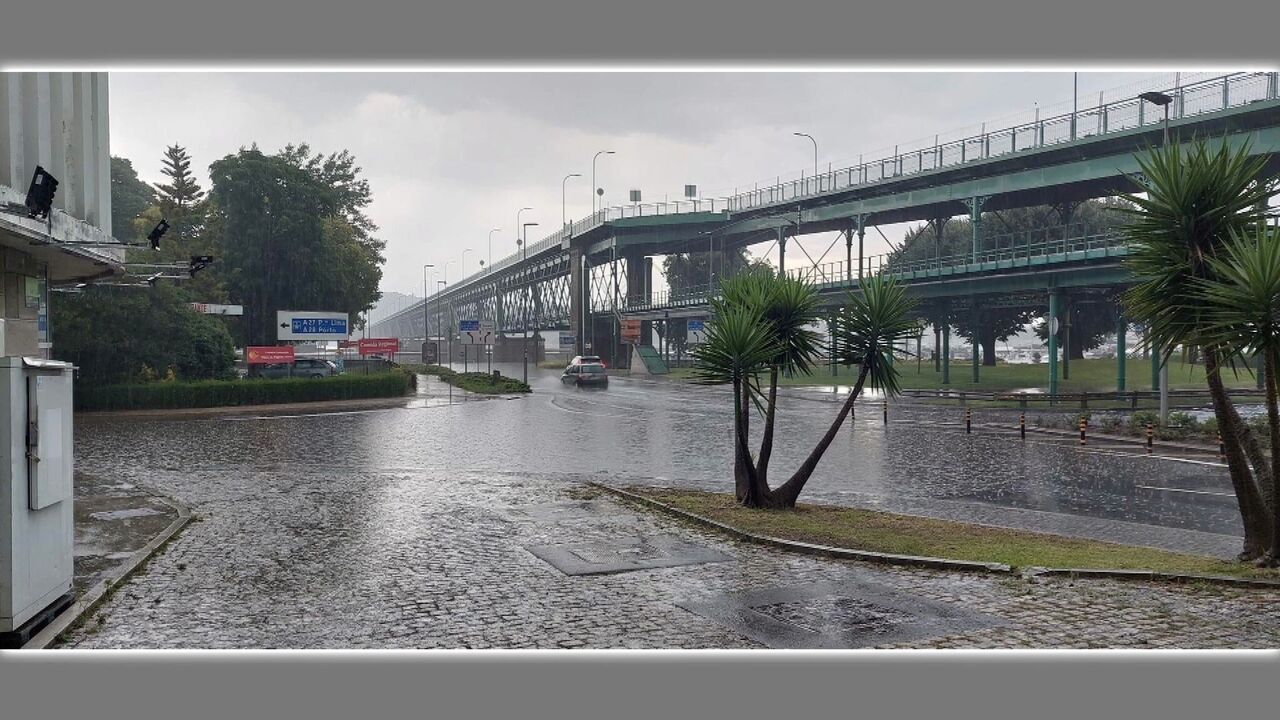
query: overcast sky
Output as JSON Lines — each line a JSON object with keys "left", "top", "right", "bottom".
{"left": 108, "top": 71, "right": 1216, "bottom": 300}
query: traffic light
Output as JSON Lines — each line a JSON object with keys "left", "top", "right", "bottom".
{"left": 189, "top": 255, "right": 214, "bottom": 278}
{"left": 147, "top": 219, "right": 170, "bottom": 250}
{"left": 24, "top": 166, "right": 59, "bottom": 219}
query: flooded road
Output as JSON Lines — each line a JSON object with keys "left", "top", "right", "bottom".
{"left": 76, "top": 363, "right": 1244, "bottom": 556}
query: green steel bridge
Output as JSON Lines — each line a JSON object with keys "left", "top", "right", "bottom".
{"left": 371, "top": 71, "right": 1280, "bottom": 392}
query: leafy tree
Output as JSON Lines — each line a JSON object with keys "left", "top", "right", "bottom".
{"left": 109, "top": 156, "right": 156, "bottom": 243}
{"left": 208, "top": 145, "right": 384, "bottom": 346}
{"left": 894, "top": 200, "right": 1128, "bottom": 362}
{"left": 1119, "top": 137, "right": 1277, "bottom": 560}
{"left": 51, "top": 284, "right": 236, "bottom": 385}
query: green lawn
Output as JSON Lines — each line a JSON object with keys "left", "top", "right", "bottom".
{"left": 629, "top": 487, "right": 1279, "bottom": 580}
{"left": 669, "top": 357, "right": 1259, "bottom": 393}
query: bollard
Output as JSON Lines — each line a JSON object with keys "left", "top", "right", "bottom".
{"left": 1146, "top": 422, "right": 1154, "bottom": 454}
{"left": 965, "top": 407, "right": 972, "bottom": 434}
{"left": 882, "top": 400, "right": 888, "bottom": 425}
{"left": 1019, "top": 412, "right": 1026, "bottom": 440}
{"left": 1218, "top": 433, "right": 1226, "bottom": 462}
{"left": 1079, "top": 417, "right": 1087, "bottom": 446}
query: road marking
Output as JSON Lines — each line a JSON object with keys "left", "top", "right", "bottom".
{"left": 1135, "top": 485, "right": 1236, "bottom": 498}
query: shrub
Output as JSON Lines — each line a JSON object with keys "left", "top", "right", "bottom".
{"left": 1130, "top": 410, "right": 1160, "bottom": 431}
{"left": 76, "top": 369, "right": 414, "bottom": 411}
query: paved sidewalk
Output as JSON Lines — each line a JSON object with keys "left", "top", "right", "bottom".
{"left": 55, "top": 466, "right": 1280, "bottom": 649}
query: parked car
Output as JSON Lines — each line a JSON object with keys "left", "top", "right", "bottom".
{"left": 561, "top": 362, "right": 608, "bottom": 388}
{"left": 568, "top": 354, "right": 606, "bottom": 368}
{"left": 248, "top": 358, "right": 338, "bottom": 379}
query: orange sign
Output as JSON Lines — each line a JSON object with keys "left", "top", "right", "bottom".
{"left": 246, "top": 346, "right": 296, "bottom": 364}
{"left": 621, "top": 319, "right": 642, "bottom": 344}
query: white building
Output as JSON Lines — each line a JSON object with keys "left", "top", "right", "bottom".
{"left": 1, "top": 72, "right": 124, "bottom": 357}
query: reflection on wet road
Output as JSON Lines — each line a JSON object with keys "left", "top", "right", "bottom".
{"left": 76, "top": 363, "right": 1244, "bottom": 556}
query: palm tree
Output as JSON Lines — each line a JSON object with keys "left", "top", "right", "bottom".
{"left": 1196, "top": 224, "right": 1280, "bottom": 565}
{"left": 717, "top": 270, "right": 824, "bottom": 490}
{"left": 693, "top": 273, "right": 917, "bottom": 508}
{"left": 1119, "top": 136, "right": 1277, "bottom": 559}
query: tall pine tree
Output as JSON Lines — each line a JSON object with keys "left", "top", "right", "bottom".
{"left": 155, "top": 144, "right": 205, "bottom": 210}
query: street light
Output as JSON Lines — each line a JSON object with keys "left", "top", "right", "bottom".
{"left": 436, "top": 279, "right": 447, "bottom": 371}
{"left": 487, "top": 228, "right": 501, "bottom": 273}
{"left": 592, "top": 151, "right": 615, "bottom": 215}
{"left": 423, "top": 263, "right": 435, "bottom": 360}
{"left": 516, "top": 207, "right": 532, "bottom": 253}
{"left": 793, "top": 132, "right": 818, "bottom": 180}
{"left": 1139, "top": 89, "right": 1174, "bottom": 422}
{"left": 562, "top": 173, "right": 582, "bottom": 227}
{"left": 1139, "top": 91, "right": 1173, "bottom": 145}
{"left": 522, "top": 221, "right": 539, "bottom": 385}
{"left": 462, "top": 248, "right": 473, "bottom": 278}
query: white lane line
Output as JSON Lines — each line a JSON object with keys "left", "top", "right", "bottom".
{"left": 1135, "top": 485, "right": 1236, "bottom": 497}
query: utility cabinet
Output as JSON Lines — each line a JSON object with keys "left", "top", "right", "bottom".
{"left": 1, "top": 357, "right": 74, "bottom": 641}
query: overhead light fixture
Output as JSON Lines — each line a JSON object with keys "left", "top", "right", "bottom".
{"left": 25, "top": 165, "right": 59, "bottom": 219}
{"left": 189, "top": 255, "right": 214, "bottom": 277}
{"left": 1139, "top": 91, "right": 1173, "bottom": 106}
{"left": 147, "top": 219, "right": 170, "bottom": 250}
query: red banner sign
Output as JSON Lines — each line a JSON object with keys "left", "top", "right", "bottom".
{"left": 358, "top": 338, "right": 400, "bottom": 356}
{"left": 246, "top": 345, "right": 296, "bottom": 364}
{"left": 621, "top": 319, "right": 642, "bottom": 344}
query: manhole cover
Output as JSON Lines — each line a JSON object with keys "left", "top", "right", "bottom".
{"left": 754, "top": 595, "right": 914, "bottom": 635}
{"left": 678, "top": 579, "right": 1003, "bottom": 648}
{"left": 526, "top": 535, "right": 733, "bottom": 576}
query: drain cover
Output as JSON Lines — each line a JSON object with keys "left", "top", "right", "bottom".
{"left": 526, "top": 535, "right": 733, "bottom": 576}
{"left": 678, "top": 579, "right": 1003, "bottom": 648}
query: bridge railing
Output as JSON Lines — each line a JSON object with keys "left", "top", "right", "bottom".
{"left": 419, "top": 72, "right": 1276, "bottom": 315}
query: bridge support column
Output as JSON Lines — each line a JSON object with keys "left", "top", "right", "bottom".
{"left": 844, "top": 226, "right": 853, "bottom": 283}
{"left": 1062, "top": 300, "right": 1071, "bottom": 381}
{"left": 963, "top": 196, "right": 989, "bottom": 264}
{"left": 931, "top": 217, "right": 948, "bottom": 270}
{"left": 1116, "top": 313, "right": 1127, "bottom": 394}
{"left": 971, "top": 303, "right": 980, "bottom": 384}
{"left": 1048, "top": 288, "right": 1060, "bottom": 398}
{"left": 856, "top": 214, "right": 866, "bottom": 280}
{"left": 624, "top": 253, "right": 653, "bottom": 344}
{"left": 777, "top": 226, "right": 788, "bottom": 277}
{"left": 568, "top": 247, "right": 585, "bottom": 355}
{"left": 941, "top": 305, "right": 951, "bottom": 385}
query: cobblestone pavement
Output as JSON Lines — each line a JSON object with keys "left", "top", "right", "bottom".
{"left": 57, "top": 372, "right": 1280, "bottom": 649}
{"left": 59, "top": 463, "right": 1280, "bottom": 649}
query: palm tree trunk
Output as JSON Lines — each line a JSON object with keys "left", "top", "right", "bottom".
{"left": 768, "top": 364, "right": 870, "bottom": 508}
{"left": 756, "top": 366, "right": 780, "bottom": 486}
{"left": 1205, "top": 348, "right": 1273, "bottom": 559}
{"left": 734, "top": 378, "right": 751, "bottom": 503}
{"left": 1266, "top": 349, "right": 1280, "bottom": 563}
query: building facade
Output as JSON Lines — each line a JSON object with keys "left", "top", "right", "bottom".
{"left": 0, "top": 72, "right": 124, "bottom": 358}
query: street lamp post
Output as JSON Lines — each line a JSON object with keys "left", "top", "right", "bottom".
{"left": 562, "top": 173, "right": 581, "bottom": 228}
{"left": 793, "top": 132, "right": 818, "bottom": 183}
{"left": 1139, "top": 90, "right": 1174, "bottom": 423}
{"left": 444, "top": 259, "right": 457, "bottom": 369}
{"left": 461, "top": 248, "right": 473, "bottom": 279}
{"left": 521, "top": 221, "right": 539, "bottom": 384}
{"left": 487, "top": 228, "right": 501, "bottom": 273}
{"left": 436, "top": 279, "right": 446, "bottom": 370}
{"left": 423, "top": 263, "right": 434, "bottom": 362}
{"left": 592, "top": 151, "right": 615, "bottom": 215}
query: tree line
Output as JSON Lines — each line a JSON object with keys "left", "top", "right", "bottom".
{"left": 55, "top": 143, "right": 386, "bottom": 385}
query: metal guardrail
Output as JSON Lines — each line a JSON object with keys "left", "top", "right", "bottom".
{"left": 897, "top": 387, "right": 1267, "bottom": 408}
{"left": 394, "top": 72, "right": 1277, "bottom": 322}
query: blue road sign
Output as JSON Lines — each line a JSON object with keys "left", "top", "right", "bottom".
{"left": 688, "top": 320, "right": 705, "bottom": 331}
{"left": 459, "top": 320, "right": 480, "bottom": 332}
{"left": 291, "top": 317, "right": 348, "bottom": 335}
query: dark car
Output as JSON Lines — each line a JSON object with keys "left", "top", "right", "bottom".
{"left": 249, "top": 358, "right": 338, "bottom": 379}
{"left": 561, "top": 362, "right": 608, "bottom": 387}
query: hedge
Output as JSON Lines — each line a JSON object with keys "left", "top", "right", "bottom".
{"left": 401, "top": 364, "right": 531, "bottom": 394}
{"left": 75, "top": 369, "right": 415, "bottom": 411}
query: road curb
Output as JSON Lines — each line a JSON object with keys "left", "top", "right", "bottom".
{"left": 23, "top": 491, "right": 195, "bottom": 649}
{"left": 590, "top": 483, "right": 1280, "bottom": 590}
{"left": 590, "top": 482, "right": 1011, "bottom": 574}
